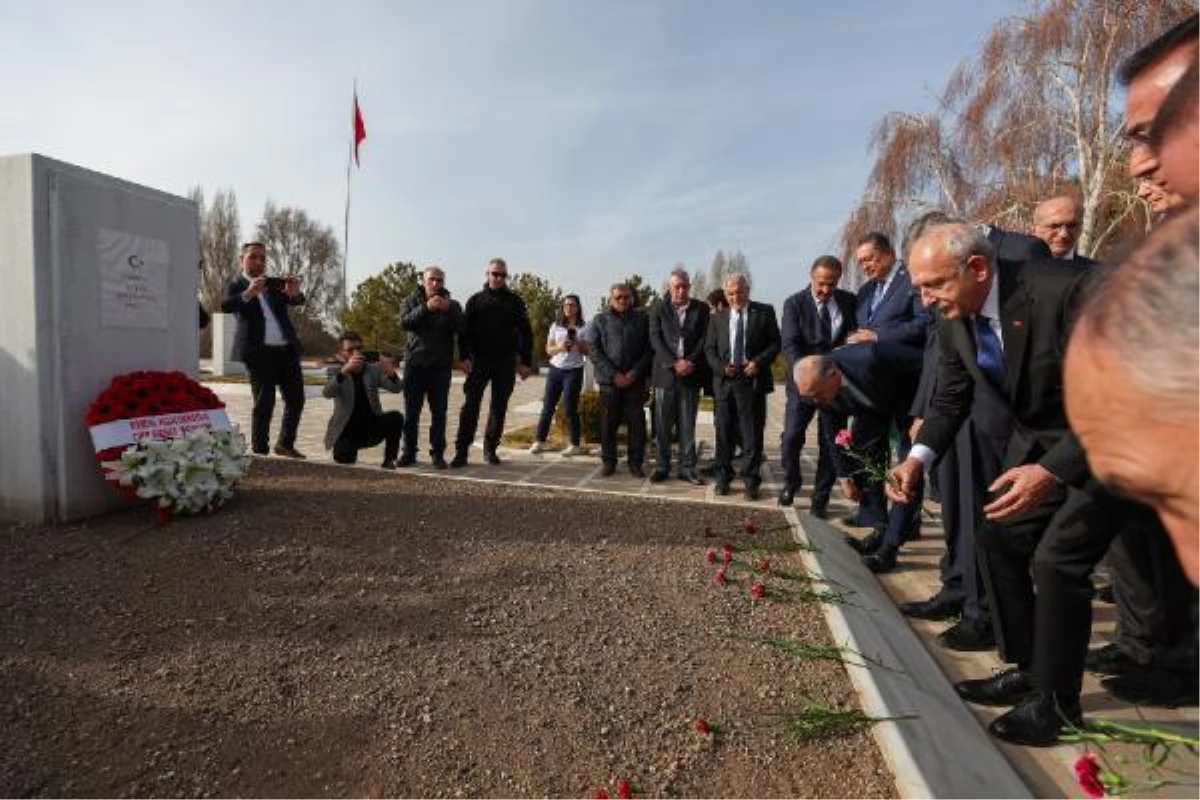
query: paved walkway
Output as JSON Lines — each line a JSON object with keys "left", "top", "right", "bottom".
{"left": 209, "top": 372, "right": 1198, "bottom": 799}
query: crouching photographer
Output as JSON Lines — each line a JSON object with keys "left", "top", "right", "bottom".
{"left": 323, "top": 331, "right": 405, "bottom": 469}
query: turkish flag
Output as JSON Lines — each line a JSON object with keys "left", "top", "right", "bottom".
{"left": 353, "top": 93, "right": 367, "bottom": 166}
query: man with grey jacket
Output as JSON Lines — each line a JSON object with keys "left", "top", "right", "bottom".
{"left": 589, "top": 283, "right": 652, "bottom": 477}
{"left": 323, "top": 331, "right": 404, "bottom": 469}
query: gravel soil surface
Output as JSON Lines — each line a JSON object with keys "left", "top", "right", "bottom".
{"left": 1, "top": 459, "right": 895, "bottom": 798}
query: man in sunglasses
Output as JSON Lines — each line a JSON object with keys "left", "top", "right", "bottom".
{"left": 451, "top": 258, "right": 533, "bottom": 468}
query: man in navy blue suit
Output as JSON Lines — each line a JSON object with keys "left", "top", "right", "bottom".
{"left": 778, "top": 256, "right": 857, "bottom": 512}
{"left": 847, "top": 232, "right": 928, "bottom": 349}
{"left": 221, "top": 241, "right": 307, "bottom": 458}
{"left": 794, "top": 340, "right": 924, "bottom": 572}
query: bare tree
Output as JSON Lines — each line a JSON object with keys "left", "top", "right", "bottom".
{"left": 707, "top": 248, "right": 752, "bottom": 290}
{"left": 840, "top": 0, "right": 1193, "bottom": 274}
{"left": 188, "top": 187, "right": 242, "bottom": 315}
{"left": 255, "top": 201, "right": 345, "bottom": 332}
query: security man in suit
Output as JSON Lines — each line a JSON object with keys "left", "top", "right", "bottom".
{"left": 1030, "top": 196, "right": 1097, "bottom": 268}
{"left": 220, "top": 241, "right": 307, "bottom": 458}
{"left": 778, "top": 255, "right": 857, "bottom": 512}
{"left": 704, "top": 273, "right": 781, "bottom": 500}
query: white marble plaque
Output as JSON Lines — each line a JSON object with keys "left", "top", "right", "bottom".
{"left": 97, "top": 227, "right": 170, "bottom": 329}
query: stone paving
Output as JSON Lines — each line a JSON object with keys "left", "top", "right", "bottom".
{"left": 208, "top": 370, "right": 1198, "bottom": 799}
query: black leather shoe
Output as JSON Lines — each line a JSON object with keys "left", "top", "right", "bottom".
{"left": 744, "top": 484, "right": 760, "bottom": 501}
{"left": 1085, "top": 643, "right": 1144, "bottom": 676}
{"left": 809, "top": 499, "right": 829, "bottom": 519}
{"left": 1101, "top": 669, "right": 1200, "bottom": 708}
{"left": 863, "top": 545, "right": 898, "bottom": 573}
{"left": 989, "top": 692, "right": 1082, "bottom": 747}
{"left": 939, "top": 618, "right": 996, "bottom": 652}
{"left": 845, "top": 532, "right": 883, "bottom": 555}
{"left": 899, "top": 594, "right": 963, "bottom": 621}
{"left": 449, "top": 452, "right": 468, "bottom": 469}
{"left": 252, "top": 446, "right": 270, "bottom": 456}
{"left": 431, "top": 456, "right": 448, "bottom": 470}
{"left": 649, "top": 469, "right": 669, "bottom": 483}
{"left": 679, "top": 471, "right": 705, "bottom": 486}
{"left": 397, "top": 454, "right": 417, "bottom": 467}
{"left": 777, "top": 486, "right": 797, "bottom": 506}
{"left": 628, "top": 463, "right": 645, "bottom": 479}
{"left": 484, "top": 450, "right": 501, "bottom": 465}
{"left": 714, "top": 482, "right": 731, "bottom": 496}
{"left": 954, "top": 668, "right": 1035, "bottom": 707}
{"left": 381, "top": 459, "right": 397, "bottom": 470}
{"left": 601, "top": 463, "right": 617, "bottom": 477}
{"left": 273, "top": 444, "right": 307, "bottom": 459}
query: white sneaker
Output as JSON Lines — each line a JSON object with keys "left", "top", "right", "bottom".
{"left": 529, "top": 441, "right": 545, "bottom": 454}
{"left": 560, "top": 444, "right": 581, "bottom": 456}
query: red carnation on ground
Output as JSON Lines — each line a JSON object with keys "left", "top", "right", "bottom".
{"left": 616, "top": 779, "right": 632, "bottom": 799}
{"left": 757, "top": 558, "right": 771, "bottom": 574}
{"left": 750, "top": 582, "right": 766, "bottom": 600}
{"left": 713, "top": 568, "right": 727, "bottom": 586}
{"left": 1074, "top": 753, "right": 1106, "bottom": 799}
{"left": 706, "top": 548, "right": 718, "bottom": 564}
{"left": 835, "top": 428, "right": 853, "bottom": 448}
{"left": 693, "top": 717, "right": 711, "bottom": 736}
{"left": 744, "top": 520, "right": 758, "bottom": 534}
{"left": 593, "top": 790, "right": 610, "bottom": 799}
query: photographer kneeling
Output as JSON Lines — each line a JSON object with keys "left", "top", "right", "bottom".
{"left": 324, "top": 331, "right": 405, "bottom": 469}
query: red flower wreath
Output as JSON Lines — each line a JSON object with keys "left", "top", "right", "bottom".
{"left": 86, "top": 371, "right": 237, "bottom": 523}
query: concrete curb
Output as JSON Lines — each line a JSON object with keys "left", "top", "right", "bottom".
{"left": 785, "top": 509, "right": 1032, "bottom": 799}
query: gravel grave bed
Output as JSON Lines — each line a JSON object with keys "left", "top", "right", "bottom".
{"left": 1, "top": 459, "right": 895, "bottom": 798}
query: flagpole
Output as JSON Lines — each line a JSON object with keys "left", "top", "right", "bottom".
{"left": 342, "top": 78, "right": 356, "bottom": 316}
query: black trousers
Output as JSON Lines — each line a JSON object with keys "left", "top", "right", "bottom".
{"left": 403, "top": 365, "right": 452, "bottom": 460}
{"left": 599, "top": 381, "right": 647, "bottom": 466}
{"left": 1106, "top": 506, "right": 1198, "bottom": 671}
{"left": 713, "top": 380, "right": 766, "bottom": 487}
{"left": 978, "top": 484, "right": 1117, "bottom": 701}
{"left": 455, "top": 362, "right": 516, "bottom": 456}
{"left": 779, "top": 383, "right": 843, "bottom": 503}
{"left": 244, "top": 345, "right": 305, "bottom": 452}
{"left": 332, "top": 411, "right": 404, "bottom": 464}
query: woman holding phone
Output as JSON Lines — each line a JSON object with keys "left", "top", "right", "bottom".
{"left": 530, "top": 294, "right": 590, "bottom": 455}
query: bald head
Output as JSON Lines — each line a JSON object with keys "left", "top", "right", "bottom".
{"left": 1031, "top": 196, "right": 1083, "bottom": 258}
{"left": 793, "top": 356, "right": 841, "bottom": 407}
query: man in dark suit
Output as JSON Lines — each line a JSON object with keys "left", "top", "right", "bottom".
{"left": 1030, "top": 196, "right": 1097, "bottom": 268}
{"left": 847, "top": 232, "right": 928, "bottom": 349}
{"left": 704, "top": 273, "right": 781, "bottom": 500}
{"left": 903, "top": 220, "right": 1051, "bottom": 650}
{"left": 648, "top": 268, "right": 710, "bottom": 485}
{"left": 778, "top": 255, "right": 857, "bottom": 511}
{"left": 220, "top": 241, "right": 307, "bottom": 458}
{"left": 890, "top": 221, "right": 1112, "bottom": 746}
{"left": 794, "top": 340, "right": 923, "bottom": 572}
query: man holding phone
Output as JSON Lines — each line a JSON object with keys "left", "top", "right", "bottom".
{"left": 323, "top": 332, "right": 404, "bottom": 468}
{"left": 221, "top": 241, "right": 307, "bottom": 458}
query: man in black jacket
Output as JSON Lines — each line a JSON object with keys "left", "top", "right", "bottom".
{"left": 220, "top": 241, "right": 307, "bottom": 458}
{"left": 590, "top": 283, "right": 653, "bottom": 477}
{"left": 648, "top": 269, "right": 709, "bottom": 484}
{"left": 400, "top": 265, "right": 465, "bottom": 468}
{"left": 451, "top": 258, "right": 533, "bottom": 468}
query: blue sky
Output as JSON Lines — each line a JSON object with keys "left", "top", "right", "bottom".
{"left": 3, "top": 0, "right": 1026, "bottom": 311}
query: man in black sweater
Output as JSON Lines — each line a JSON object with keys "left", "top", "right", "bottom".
{"left": 451, "top": 258, "right": 533, "bottom": 467}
